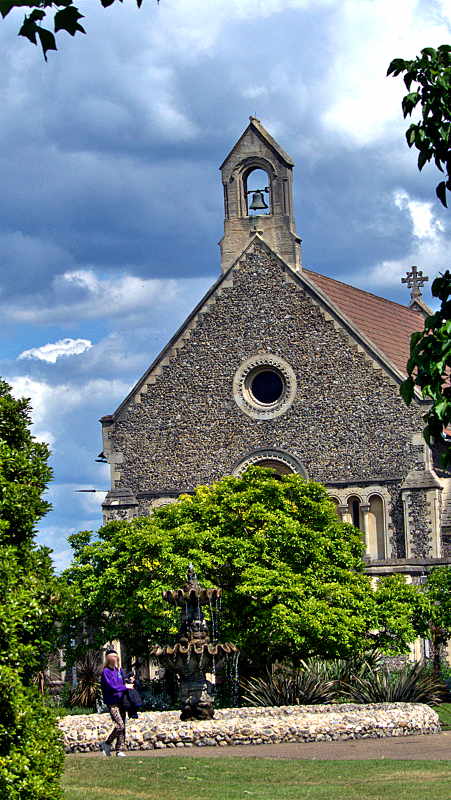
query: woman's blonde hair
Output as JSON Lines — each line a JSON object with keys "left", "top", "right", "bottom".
{"left": 104, "top": 651, "right": 120, "bottom": 668}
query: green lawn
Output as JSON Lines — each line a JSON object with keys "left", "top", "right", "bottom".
{"left": 435, "top": 703, "right": 451, "bottom": 730}
{"left": 64, "top": 757, "right": 451, "bottom": 800}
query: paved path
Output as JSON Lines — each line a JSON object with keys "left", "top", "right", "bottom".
{"left": 76, "top": 732, "right": 451, "bottom": 761}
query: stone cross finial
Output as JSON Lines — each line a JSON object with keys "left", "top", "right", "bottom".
{"left": 401, "top": 265, "right": 428, "bottom": 303}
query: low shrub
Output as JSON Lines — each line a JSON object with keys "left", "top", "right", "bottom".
{"left": 341, "top": 661, "right": 447, "bottom": 705}
{"left": 241, "top": 662, "right": 336, "bottom": 706}
{"left": 0, "top": 666, "right": 64, "bottom": 800}
{"left": 241, "top": 656, "right": 445, "bottom": 708}
{"left": 301, "top": 650, "right": 386, "bottom": 687}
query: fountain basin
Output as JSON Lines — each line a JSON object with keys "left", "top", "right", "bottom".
{"left": 59, "top": 703, "right": 441, "bottom": 753}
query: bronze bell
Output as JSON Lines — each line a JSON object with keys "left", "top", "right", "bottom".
{"left": 249, "top": 190, "right": 268, "bottom": 211}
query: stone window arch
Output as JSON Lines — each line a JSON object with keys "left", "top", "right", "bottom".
{"left": 330, "top": 496, "right": 341, "bottom": 518}
{"left": 233, "top": 448, "right": 308, "bottom": 478}
{"left": 327, "top": 485, "right": 392, "bottom": 559}
{"left": 346, "top": 494, "right": 363, "bottom": 529}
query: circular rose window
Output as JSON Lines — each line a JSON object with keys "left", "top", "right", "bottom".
{"left": 233, "top": 354, "right": 297, "bottom": 419}
{"left": 247, "top": 368, "right": 284, "bottom": 406}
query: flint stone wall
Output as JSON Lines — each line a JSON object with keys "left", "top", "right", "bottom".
{"left": 107, "top": 246, "right": 429, "bottom": 552}
{"left": 60, "top": 703, "right": 440, "bottom": 753}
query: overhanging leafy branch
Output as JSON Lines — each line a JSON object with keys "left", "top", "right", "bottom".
{"left": 388, "top": 45, "right": 451, "bottom": 207}
{"left": 0, "top": 0, "right": 145, "bottom": 60}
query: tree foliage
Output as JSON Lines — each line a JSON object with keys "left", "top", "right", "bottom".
{"left": 0, "top": 0, "right": 146, "bottom": 60}
{"left": 0, "top": 667, "right": 63, "bottom": 800}
{"left": 388, "top": 45, "right": 451, "bottom": 207}
{"left": 419, "top": 566, "right": 451, "bottom": 674}
{"left": 0, "top": 379, "right": 60, "bottom": 679}
{"left": 62, "top": 467, "right": 425, "bottom": 671}
{"left": 400, "top": 271, "right": 451, "bottom": 465}
{"left": 0, "top": 379, "right": 63, "bottom": 799}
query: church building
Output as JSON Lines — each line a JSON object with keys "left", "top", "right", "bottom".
{"left": 100, "top": 117, "right": 451, "bottom": 584}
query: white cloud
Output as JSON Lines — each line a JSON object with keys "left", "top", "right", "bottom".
{"left": 18, "top": 337, "right": 93, "bottom": 364}
{"left": 321, "top": 0, "right": 451, "bottom": 145}
{"left": 394, "top": 190, "right": 445, "bottom": 240}
{"left": 3, "top": 269, "right": 211, "bottom": 325}
{"left": 145, "top": 0, "right": 335, "bottom": 58}
{"left": 346, "top": 189, "right": 451, "bottom": 293}
{"left": 7, "top": 375, "right": 130, "bottom": 447}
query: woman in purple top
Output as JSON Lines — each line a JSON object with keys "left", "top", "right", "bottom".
{"left": 100, "top": 648, "right": 131, "bottom": 757}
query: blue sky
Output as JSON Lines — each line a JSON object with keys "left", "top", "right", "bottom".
{"left": 0, "top": 0, "right": 450, "bottom": 570}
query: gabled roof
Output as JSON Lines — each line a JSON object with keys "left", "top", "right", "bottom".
{"left": 304, "top": 269, "right": 425, "bottom": 376}
{"left": 219, "top": 117, "right": 294, "bottom": 170}
{"left": 106, "top": 238, "right": 425, "bottom": 421}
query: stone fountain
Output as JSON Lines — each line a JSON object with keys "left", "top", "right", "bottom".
{"left": 151, "top": 565, "right": 239, "bottom": 720}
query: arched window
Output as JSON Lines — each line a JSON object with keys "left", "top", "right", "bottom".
{"left": 367, "top": 494, "right": 386, "bottom": 559}
{"left": 252, "top": 458, "right": 293, "bottom": 476}
{"left": 244, "top": 167, "right": 271, "bottom": 215}
{"left": 347, "top": 495, "right": 362, "bottom": 529}
{"left": 233, "top": 448, "right": 308, "bottom": 478}
{"left": 330, "top": 497, "right": 340, "bottom": 518}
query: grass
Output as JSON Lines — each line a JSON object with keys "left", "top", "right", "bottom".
{"left": 64, "top": 757, "right": 451, "bottom": 800}
{"left": 435, "top": 702, "right": 451, "bottom": 730}
{"left": 55, "top": 706, "right": 93, "bottom": 717}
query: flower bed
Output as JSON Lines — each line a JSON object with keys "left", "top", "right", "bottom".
{"left": 59, "top": 702, "right": 440, "bottom": 753}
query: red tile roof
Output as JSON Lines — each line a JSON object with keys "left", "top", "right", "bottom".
{"left": 304, "top": 268, "right": 425, "bottom": 376}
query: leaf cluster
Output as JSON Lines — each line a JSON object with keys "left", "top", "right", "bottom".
{"left": 0, "top": 667, "right": 64, "bottom": 800}
{"left": 0, "top": 0, "right": 144, "bottom": 59}
{"left": 400, "top": 271, "right": 451, "bottom": 465}
{"left": 61, "top": 467, "right": 426, "bottom": 670}
{"left": 420, "top": 565, "right": 451, "bottom": 645}
{"left": 388, "top": 45, "right": 451, "bottom": 206}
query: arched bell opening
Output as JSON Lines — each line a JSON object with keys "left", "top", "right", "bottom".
{"left": 243, "top": 167, "right": 271, "bottom": 216}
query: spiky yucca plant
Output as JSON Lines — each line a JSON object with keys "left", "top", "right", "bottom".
{"left": 302, "top": 651, "right": 385, "bottom": 686}
{"left": 70, "top": 650, "right": 102, "bottom": 709}
{"left": 342, "top": 661, "right": 447, "bottom": 705}
{"left": 241, "top": 662, "right": 337, "bottom": 707}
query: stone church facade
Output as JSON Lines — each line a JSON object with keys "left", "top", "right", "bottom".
{"left": 100, "top": 117, "right": 451, "bottom": 585}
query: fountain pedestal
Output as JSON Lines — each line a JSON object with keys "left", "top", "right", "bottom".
{"left": 151, "top": 565, "right": 238, "bottom": 720}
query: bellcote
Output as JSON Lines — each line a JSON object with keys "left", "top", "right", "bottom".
{"left": 219, "top": 117, "right": 301, "bottom": 273}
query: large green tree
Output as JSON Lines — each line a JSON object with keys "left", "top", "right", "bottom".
{"left": 0, "top": 379, "right": 63, "bottom": 800}
{"left": 62, "top": 468, "right": 425, "bottom": 672}
{"left": 0, "top": 0, "right": 147, "bottom": 60}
